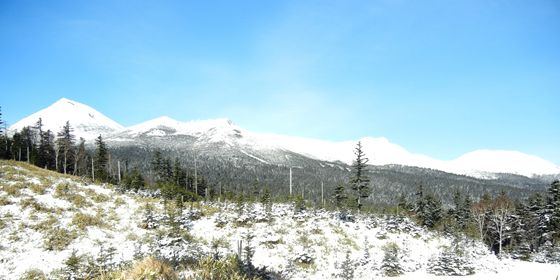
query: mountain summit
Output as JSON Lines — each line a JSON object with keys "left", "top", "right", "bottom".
{"left": 9, "top": 98, "right": 123, "bottom": 140}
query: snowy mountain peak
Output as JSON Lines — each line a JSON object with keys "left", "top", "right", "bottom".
{"left": 119, "top": 117, "right": 237, "bottom": 138}
{"left": 9, "top": 98, "right": 123, "bottom": 140}
{"left": 449, "top": 150, "right": 560, "bottom": 177}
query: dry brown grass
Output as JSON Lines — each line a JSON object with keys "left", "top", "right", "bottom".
{"left": 71, "top": 212, "right": 106, "bottom": 231}
{"left": 95, "top": 256, "right": 177, "bottom": 280}
{"left": 29, "top": 183, "right": 49, "bottom": 195}
{"left": 19, "top": 197, "right": 52, "bottom": 213}
{"left": 0, "top": 195, "right": 11, "bottom": 206}
{"left": 0, "top": 182, "right": 22, "bottom": 196}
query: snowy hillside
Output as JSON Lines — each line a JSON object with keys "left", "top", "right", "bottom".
{"left": 9, "top": 98, "right": 560, "bottom": 179}
{"left": 9, "top": 98, "right": 123, "bottom": 140}
{"left": 1, "top": 161, "right": 559, "bottom": 279}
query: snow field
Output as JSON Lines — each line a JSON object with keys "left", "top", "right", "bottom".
{"left": 1, "top": 161, "right": 559, "bottom": 279}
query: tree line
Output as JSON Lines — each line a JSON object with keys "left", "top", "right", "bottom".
{"left": 329, "top": 141, "right": 560, "bottom": 260}
{"left": 0, "top": 113, "right": 214, "bottom": 203}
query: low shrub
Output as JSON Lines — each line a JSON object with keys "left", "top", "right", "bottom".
{"left": 0, "top": 195, "right": 11, "bottom": 206}
{"left": 99, "top": 256, "right": 177, "bottom": 280}
{"left": 18, "top": 269, "right": 47, "bottom": 280}
{"left": 381, "top": 242, "right": 403, "bottom": 277}
{"left": 1, "top": 182, "right": 22, "bottom": 196}
{"left": 43, "top": 227, "right": 77, "bottom": 251}
{"left": 29, "top": 183, "right": 48, "bottom": 195}
{"left": 19, "top": 197, "right": 52, "bottom": 213}
{"left": 71, "top": 212, "right": 105, "bottom": 231}
{"left": 191, "top": 255, "right": 261, "bottom": 280}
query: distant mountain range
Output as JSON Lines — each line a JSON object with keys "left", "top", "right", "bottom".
{"left": 10, "top": 98, "right": 560, "bottom": 180}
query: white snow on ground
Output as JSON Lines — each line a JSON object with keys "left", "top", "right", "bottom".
{"left": 1, "top": 161, "right": 559, "bottom": 279}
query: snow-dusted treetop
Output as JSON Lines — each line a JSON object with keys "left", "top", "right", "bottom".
{"left": 9, "top": 97, "right": 123, "bottom": 140}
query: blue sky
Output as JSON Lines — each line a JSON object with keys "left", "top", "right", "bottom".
{"left": 1, "top": 0, "right": 559, "bottom": 164}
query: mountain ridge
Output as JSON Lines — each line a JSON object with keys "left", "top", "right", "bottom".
{"left": 8, "top": 97, "right": 560, "bottom": 179}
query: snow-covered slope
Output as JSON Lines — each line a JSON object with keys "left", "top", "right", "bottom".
{"left": 2, "top": 161, "right": 559, "bottom": 280}
{"left": 117, "top": 116, "right": 237, "bottom": 140}
{"left": 9, "top": 98, "right": 123, "bottom": 140}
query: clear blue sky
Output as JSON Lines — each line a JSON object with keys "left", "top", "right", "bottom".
{"left": 1, "top": 0, "right": 559, "bottom": 164}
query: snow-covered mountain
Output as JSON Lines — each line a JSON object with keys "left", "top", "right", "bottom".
{"left": 9, "top": 98, "right": 560, "bottom": 179}
{"left": 9, "top": 98, "right": 123, "bottom": 140}
{"left": 108, "top": 115, "right": 560, "bottom": 178}
{"left": 115, "top": 116, "right": 239, "bottom": 142}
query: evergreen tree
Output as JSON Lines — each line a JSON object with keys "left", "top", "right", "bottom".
{"left": 260, "top": 187, "right": 271, "bottom": 205}
{"left": 414, "top": 183, "right": 425, "bottom": 215}
{"left": 349, "top": 141, "right": 370, "bottom": 210}
{"left": 0, "top": 134, "right": 11, "bottom": 160}
{"left": 243, "top": 231, "right": 255, "bottom": 275}
{"left": 172, "top": 157, "right": 182, "bottom": 185}
{"left": 64, "top": 249, "right": 82, "bottom": 279}
{"left": 339, "top": 250, "right": 355, "bottom": 280}
{"left": 34, "top": 118, "right": 43, "bottom": 141}
{"left": 36, "top": 130, "right": 56, "bottom": 169}
{"left": 0, "top": 106, "right": 8, "bottom": 159}
{"left": 452, "top": 190, "right": 463, "bottom": 221}
{"left": 511, "top": 200, "right": 532, "bottom": 260}
{"left": 414, "top": 184, "right": 442, "bottom": 228}
{"left": 163, "top": 158, "right": 172, "bottom": 183}
{"left": 451, "top": 190, "right": 471, "bottom": 230}
{"left": 74, "top": 138, "right": 88, "bottom": 176}
{"left": 332, "top": 183, "right": 347, "bottom": 209}
{"left": 122, "top": 168, "right": 145, "bottom": 191}
{"left": 381, "top": 243, "right": 403, "bottom": 277}
{"left": 151, "top": 150, "right": 171, "bottom": 183}
{"left": 294, "top": 194, "right": 305, "bottom": 213}
{"left": 56, "top": 121, "right": 75, "bottom": 174}
{"left": 547, "top": 180, "right": 560, "bottom": 244}
{"left": 462, "top": 196, "right": 473, "bottom": 227}
{"left": 94, "top": 135, "right": 109, "bottom": 181}
{"left": 262, "top": 186, "right": 272, "bottom": 220}
{"left": 421, "top": 193, "right": 443, "bottom": 228}
{"left": 11, "top": 131, "right": 24, "bottom": 161}
{"left": 397, "top": 193, "right": 408, "bottom": 210}
{"left": 0, "top": 106, "right": 4, "bottom": 135}
{"left": 526, "top": 193, "right": 548, "bottom": 250}
{"left": 21, "top": 126, "right": 37, "bottom": 163}
{"left": 151, "top": 150, "right": 162, "bottom": 177}
{"left": 196, "top": 176, "right": 208, "bottom": 197}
